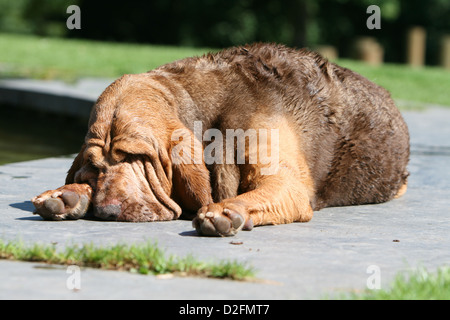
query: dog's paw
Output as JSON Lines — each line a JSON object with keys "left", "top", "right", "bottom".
{"left": 31, "top": 184, "right": 92, "bottom": 220}
{"left": 192, "top": 202, "right": 253, "bottom": 237}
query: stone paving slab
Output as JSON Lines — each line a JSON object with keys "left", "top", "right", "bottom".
{"left": 1, "top": 106, "right": 450, "bottom": 299}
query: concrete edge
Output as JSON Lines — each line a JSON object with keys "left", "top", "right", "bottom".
{"left": 0, "top": 78, "right": 101, "bottom": 119}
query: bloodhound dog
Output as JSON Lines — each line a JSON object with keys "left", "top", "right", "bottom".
{"left": 32, "top": 43, "right": 409, "bottom": 236}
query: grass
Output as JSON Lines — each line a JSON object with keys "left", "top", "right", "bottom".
{"left": 0, "top": 33, "right": 211, "bottom": 81}
{"left": 337, "top": 59, "right": 450, "bottom": 107}
{"left": 1, "top": 32, "right": 449, "bottom": 106}
{"left": 345, "top": 266, "right": 450, "bottom": 300}
{"left": 2, "top": 238, "right": 447, "bottom": 299}
{"left": 0, "top": 239, "right": 255, "bottom": 281}
{"left": 1, "top": 241, "right": 448, "bottom": 298}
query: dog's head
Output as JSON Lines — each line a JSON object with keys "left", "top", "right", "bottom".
{"left": 68, "top": 75, "right": 183, "bottom": 221}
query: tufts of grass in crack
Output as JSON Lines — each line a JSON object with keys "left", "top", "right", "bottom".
{"left": 0, "top": 239, "right": 254, "bottom": 281}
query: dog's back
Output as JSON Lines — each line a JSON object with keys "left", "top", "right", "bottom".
{"left": 32, "top": 43, "right": 410, "bottom": 235}
{"left": 159, "top": 43, "right": 410, "bottom": 210}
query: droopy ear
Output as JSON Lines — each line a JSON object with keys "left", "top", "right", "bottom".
{"left": 169, "top": 126, "right": 213, "bottom": 210}
{"left": 111, "top": 135, "right": 182, "bottom": 218}
{"left": 111, "top": 136, "right": 172, "bottom": 195}
{"left": 66, "top": 143, "right": 87, "bottom": 184}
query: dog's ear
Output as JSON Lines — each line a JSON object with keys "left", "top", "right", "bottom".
{"left": 169, "top": 125, "right": 213, "bottom": 211}
{"left": 65, "top": 79, "right": 120, "bottom": 184}
{"left": 110, "top": 133, "right": 182, "bottom": 218}
{"left": 111, "top": 135, "right": 172, "bottom": 194}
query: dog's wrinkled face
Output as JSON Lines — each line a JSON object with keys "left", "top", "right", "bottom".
{"left": 67, "top": 77, "right": 194, "bottom": 221}
{"left": 74, "top": 144, "right": 182, "bottom": 222}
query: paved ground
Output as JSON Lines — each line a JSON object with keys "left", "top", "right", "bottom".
{"left": 0, "top": 98, "right": 449, "bottom": 299}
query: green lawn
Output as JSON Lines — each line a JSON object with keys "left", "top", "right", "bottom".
{"left": 337, "top": 59, "right": 450, "bottom": 107}
{"left": 1, "top": 32, "right": 449, "bottom": 106}
{"left": 0, "top": 33, "right": 211, "bottom": 80}
{"left": 345, "top": 266, "right": 450, "bottom": 300}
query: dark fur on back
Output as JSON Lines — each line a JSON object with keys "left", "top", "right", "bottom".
{"left": 32, "top": 43, "right": 409, "bottom": 233}
{"left": 157, "top": 43, "right": 410, "bottom": 210}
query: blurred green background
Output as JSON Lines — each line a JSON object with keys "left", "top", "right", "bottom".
{"left": 1, "top": 0, "right": 449, "bottom": 65}
{"left": 0, "top": 0, "right": 449, "bottom": 164}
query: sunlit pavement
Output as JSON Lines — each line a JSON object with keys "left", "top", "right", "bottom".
{"left": 0, "top": 105, "right": 448, "bottom": 299}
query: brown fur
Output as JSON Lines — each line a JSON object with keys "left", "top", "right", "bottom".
{"left": 32, "top": 43, "right": 410, "bottom": 236}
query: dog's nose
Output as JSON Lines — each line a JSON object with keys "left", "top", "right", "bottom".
{"left": 95, "top": 204, "right": 121, "bottom": 220}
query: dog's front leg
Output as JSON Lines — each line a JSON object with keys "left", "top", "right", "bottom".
{"left": 193, "top": 120, "right": 315, "bottom": 236}
{"left": 32, "top": 183, "right": 93, "bottom": 220}
{"left": 193, "top": 167, "right": 314, "bottom": 236}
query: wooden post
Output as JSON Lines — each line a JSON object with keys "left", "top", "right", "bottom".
{"left": 440, "top": 35, "right": 450, "bottom": 70}
{"left": 406, "top": 26, "right": 426, "bottom": 67}
{"left": 314, "top": 45, "right": 338, "bottom": 61}
{"left": 353, "top": 37, "right": 384, "bottom": 66}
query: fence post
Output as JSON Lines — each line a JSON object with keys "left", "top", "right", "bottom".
{"left": 314, "top": 45, "right": 338, "bottom": 61}
{"left": 406, "top": 26, "right": 426, "bottom": 67}
{"left": 353, "top": 37, "right": 383, "bottom": 66}
{"left": 440, "top": 35, "right": 450, "bottom": 70}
